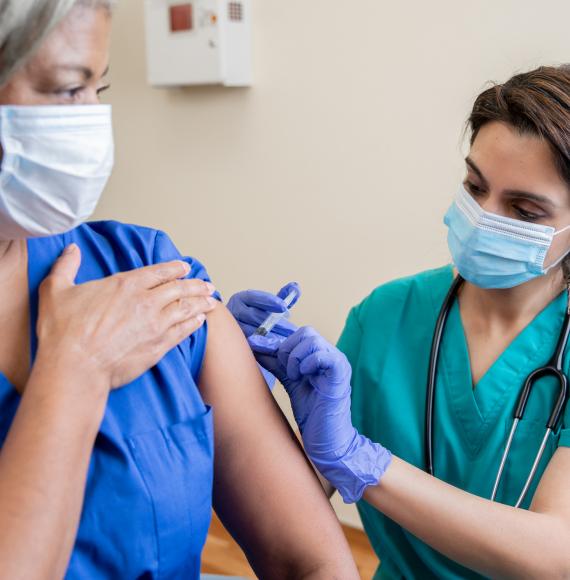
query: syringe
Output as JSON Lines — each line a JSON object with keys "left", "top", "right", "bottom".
{"left": 254, "top": 289, "right": 298, "bottom": 337}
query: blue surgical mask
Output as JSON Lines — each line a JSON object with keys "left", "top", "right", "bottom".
{"left": 444, "top": 185, "right": 570, "bottom": 289}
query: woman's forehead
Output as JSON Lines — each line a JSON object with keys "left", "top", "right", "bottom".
{"left": 24, "top": 5, "right": 111, "bottom": 77}
{"left": 470, "top": 123, "right": 564, "bottom": 187}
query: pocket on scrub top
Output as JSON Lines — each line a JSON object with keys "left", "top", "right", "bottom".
{"left": 499, "top": 418, "right": 557, "bottom": 508}
{"left": 126, "top": 406, "right": 214, "bottom": 579}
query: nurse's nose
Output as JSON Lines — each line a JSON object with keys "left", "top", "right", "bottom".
{"left": 477, "top": 191, "right": 504, "bottom": 216}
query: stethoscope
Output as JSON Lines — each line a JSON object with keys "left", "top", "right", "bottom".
{"left": 425, "top": 275, "right": 570, "bottom": 507}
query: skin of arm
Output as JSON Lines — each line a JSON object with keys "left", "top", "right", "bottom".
{"left": 0, "top": 348, "right": 108, "bottom": 580}
{"left": 199, "top": 304, "right": 359, "bottom": 580}
{"left": 363, "top": 448, "right": 570, "bottom": 579}
{"left": 0, "top": 246, "right": 214, "bottom": 579}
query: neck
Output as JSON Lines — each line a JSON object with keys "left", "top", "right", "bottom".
{"left": 460, "top": 268, "right": 566, "bottom": 328}
{"left": 0, "top": 241, "right": 14, "bottom": 260}
{"left": 0, "top": 240, "right": 25, "bottom": 279}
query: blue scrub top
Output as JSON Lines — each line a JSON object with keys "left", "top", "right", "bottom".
{"left": 0, "top": 221, "right": 218, "bottom": 579}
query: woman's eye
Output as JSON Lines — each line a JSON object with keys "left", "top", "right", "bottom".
{"left": 55, "top": 86, "right": 85, "bottom": 100}
{"left": 513, "top": 205, "right": 541, "bottom": 221}
{"left": 96, "top": 84, "right": 111, "bottom": 96}
{"left": 465, "top": 181, "right": 483, "bottom": 196}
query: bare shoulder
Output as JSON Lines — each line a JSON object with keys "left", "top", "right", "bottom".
{"left": 204, "top": 302, "right": 257, "bottom": 362}
{"left": 198, "top": 302, "right": 274, "bottom": 420}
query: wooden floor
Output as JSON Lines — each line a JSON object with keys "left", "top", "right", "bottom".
{"left": 201, "top": 513, "right": 379, "bottom": 579}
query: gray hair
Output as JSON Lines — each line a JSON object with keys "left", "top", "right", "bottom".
{"left": 0, "top": 0, "right": 114, "bottom": 87}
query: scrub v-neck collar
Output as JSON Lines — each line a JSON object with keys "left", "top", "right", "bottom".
{"left": 434, "top": 268, "right": 566, "bottom": 457}
{"left": 0, "top": 235, "right": 66, "bottom": 394}
{"left": 28, "top": 235, "right": 68, "bottom": 362}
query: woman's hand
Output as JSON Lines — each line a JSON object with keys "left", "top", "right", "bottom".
{"left": 36, "top": 244, "right": 217, "bottom": 391}
{"left": 227, "top": 282, "right": 300, "bottom": 388}
{"left": 250, "top": 326, "right": 392, "bottom": 503}
{"left": 227, "top": 282, "right": 300, "bottom": 340}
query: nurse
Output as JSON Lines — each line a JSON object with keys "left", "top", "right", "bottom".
{"left": 0, "top": 1, "right": 360, "bottom": 578}
{"left": 230, "top": 66, "right": 570, "bottom": 578}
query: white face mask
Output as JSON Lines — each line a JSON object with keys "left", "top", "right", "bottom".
{"left": 0, "top": 104, "right": 114, "bottom": 240}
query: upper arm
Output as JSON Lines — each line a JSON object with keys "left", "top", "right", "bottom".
{"left": 530, "top": 447, "right": 570, "bottom": 545}
{"left": 198, "top": 304, "right": 358, "bottom": 580}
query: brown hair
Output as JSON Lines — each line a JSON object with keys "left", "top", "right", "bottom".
{"left": 468, "top": 65, "right": 570, "bottom": 282}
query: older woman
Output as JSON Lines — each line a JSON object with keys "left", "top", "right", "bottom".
{"left": 0, "top": 1, "right": 359, "bottom": 578}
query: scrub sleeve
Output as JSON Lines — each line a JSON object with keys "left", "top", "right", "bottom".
{"left": 0, "top": 221, "right": 220, "bottom": 580}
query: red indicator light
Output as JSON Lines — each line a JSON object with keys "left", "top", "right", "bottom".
{"left": 170, "top": 4, "right": 193, "bottom": 32}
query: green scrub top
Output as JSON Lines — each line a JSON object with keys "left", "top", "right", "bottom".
{"left": 337, "top": 265, "right": 570, "bottom": 580}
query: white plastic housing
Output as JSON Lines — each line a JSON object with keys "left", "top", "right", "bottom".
{"left": 144, "top": 0, "right": 252, "bottom": 87}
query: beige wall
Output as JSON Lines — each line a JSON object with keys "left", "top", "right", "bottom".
{"left": 96, "top": 0, "right": 570, "bottom": 527}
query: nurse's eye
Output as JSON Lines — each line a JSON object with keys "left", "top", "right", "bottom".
{"left": 465, "top": 181, "right": 484, "bottom": 197}
{"left": 512, "top": 205, "right": 542, "bottom": 222}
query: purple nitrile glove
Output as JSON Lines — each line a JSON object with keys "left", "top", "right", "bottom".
{"left": 227, "top": 282, "right": 301, "bottom": 388}
{"left": 227, "top": 282, "right": 301, "bottom": 338}
{"left": 249, "top": 326, "right": 392, "bottom": 504}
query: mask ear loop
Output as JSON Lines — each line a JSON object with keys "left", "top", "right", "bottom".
{"left": 544, "top": 226, "right": 570, "bottom": 273}
{"left": 562, "top": 258, "right": 570, "bottom": 315}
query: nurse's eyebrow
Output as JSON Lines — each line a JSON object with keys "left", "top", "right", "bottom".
{"left": 503, "top": 190, "right": 556, "bottom": 208}
{"left": 465, "top": 157, "right": 556, "bottom": 208}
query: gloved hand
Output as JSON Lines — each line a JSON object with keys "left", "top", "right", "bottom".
{"left": 227, "top": 282, "right": 301, "bottom": 339}
{"left": 227, "top": 282, "right": 300, "bottom": 389}
{"left": 249, "top": 326, "right": 392, "bottom": 504}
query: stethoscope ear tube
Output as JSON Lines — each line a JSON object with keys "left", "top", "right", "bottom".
{"left": 547, "top": 371, "right": 567, "bottom": 430}
{"left": 515, "top": 367, "right": 567, "bottom": 426}
{"left": 425, "top": 275, "right": 464, "bottom": 476}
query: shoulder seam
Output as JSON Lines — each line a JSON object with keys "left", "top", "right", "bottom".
{"left": 151, "top": 229, "right": 164, "bottom": 265}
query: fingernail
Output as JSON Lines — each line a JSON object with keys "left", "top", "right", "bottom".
{"left": 206, "top": 296, "right": 217, "bottom": 307}
{"left": 206, "top": 282, "right": 216, "bottom": 294}
{"left": 63, "top": 243, "right": 77, "bottom": 255}
{"left": 181, "top": 261, "right": 191, "bottom": 274}
{"left": 197, "top": 313, "right": 206, "bottom": 323}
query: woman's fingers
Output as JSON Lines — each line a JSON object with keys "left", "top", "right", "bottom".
{"left": 298, "top": 350, "right": 336, "bottom": 376}
{"left": 248, "top": 333, "right": 284, "bottom": 355}
{"left": 45, "top": 244, "right": 82, "bottom": 289}
{"left": 285, "top": 335, "right": 325, "bottom": 381}
{"left": 235, "top": 302, "right": 298, "bottom": 336}
{"left": 298, "top": 351, "right": 352, "bottom": 397}
{"left": 233, "top": 300, "right": 281, "bottom": 326}
{"left": 276, "top": 326, "right": 320, "bottom": 371}
{"left": 277, "top": 281, "right": 301, "bottom": 307}
{"left": 278, "top": 329, "right": 348, "bottom": 389}
{"left": 162, "top": 314, "right": 208, "bottom": 352}
{"left": 239, "top": 290, "right": 288, "bottom": 313}
{"left": 154, "top": 278, "right": 216, "bottom": 309}
{"left": 128, "top": 260, "right": 191, "bottom": 289}
{"left": 162, "top": 295, "right": 217, "bottom": 328}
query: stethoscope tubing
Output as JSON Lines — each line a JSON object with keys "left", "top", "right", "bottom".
{"left": 425, "top": 275, "right": 464, "bottom": 477}
{"left": 425, "top": 275, "right": 570, "bottom": 507}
